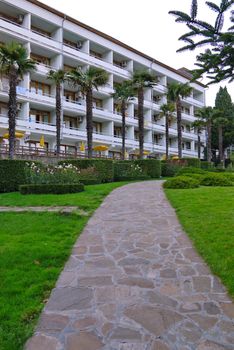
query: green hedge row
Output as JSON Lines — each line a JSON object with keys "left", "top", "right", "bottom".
{"left": 19, "top": 183, "right": 84, "bottom": 195}
{"left": 0, "top": 160, "right": 35, "bottom": 193}
{"left": 60, "top": 159, "right": 114, "bottom": 183}
{"left": 182, "top": 157, "right": 201, "bottom": 168}
{"left": 114, "top": 159, "right": 161, "bottom": 181}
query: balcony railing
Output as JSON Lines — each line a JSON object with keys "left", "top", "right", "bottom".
{"left": 0, "top": 15, "right": 22, "bottom": 27}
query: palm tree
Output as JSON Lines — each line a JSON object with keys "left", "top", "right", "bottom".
{"left": 167, "top": 82, "right": 193, "bottom": 158}
{"left": 0, "top": 42, "right": 36, "bottom": 159}
{"left": 159, "top": 103, "right": 175, "bottom": 160}
{"left": 192, "top": 119, "right": 205, "bottom": 159}
{"left": 68, "top": 67, "right": 108, "bottom": 158}
{"left": 132, "top": 70, "right": 158, "bottom": 159}
{"left": 112, "top": 81, "right": 134, "bottom": 160}
{"left": 195, "top": 107, "right": 219, "bottom": 162}
{"left": 47, "top": 69, "right": 67, "bottom": 154}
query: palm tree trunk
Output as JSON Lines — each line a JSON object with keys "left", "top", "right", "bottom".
{"left": 165, "top": 114, "right": 169, "bottom": 160}
{"left": 121, "top": 100, "right": 126, "bottom": 160}
{"left": 197, "top": 132, "right": 201, "bottom": 159}
{"left": 56, "top": 83, "right": 61, "bottom": 154}
{"left": 138, "top": 87, "right": 144, "bottom": 159}
{"left": 8, "top": 65, "right": 18, "bottom": 159}
{"left": 176, "top": 98, "right": 182, "bottom": 159}
{"left": 207, "top": 120, "right": 212, "bottom": 163}
{"left": 218, "top": 125, "right": 223, "bottom": 165}
{"left": 86, "top": 88, "right": 93, "bottom": 159}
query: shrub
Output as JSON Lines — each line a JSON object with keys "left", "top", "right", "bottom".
{"left": 163, "top": 176, "right": 200, "bottom": 189}
{"left": 182, "top": 157, "right": 201, "bottom": 168}
{"left": 60, "top": 159, "right": 113, "bottom": 183}
{"left": 176, "top": 167, "right": 206, "bottom": 176}
{"left": 133, "top": 159, "right": 161, "bottom": 178}
{"left": 0, "top": 160, "right": 39, "bottom": 193}
{"left": 114, "top": 161, "right": 151, "bottom": 181}
{"left": 25, "top": 162, "right": 80, "bottom": 185}
{"left": 19, "top": 183, "right": 84, "bottom": 195}
{"left": 77, "top": 167, "right": 100, "bottom": 185}
{"left": 161, "top": 160, "right": 182, "bottom": 177}
{"left": 200, "top": 174, "right": 233, "bottom": 187}
{"left": 183, "top": 173, "right": 205, "bottom": 182}
{"left": 201, "top": 161, "right": 214, "bottom": 170}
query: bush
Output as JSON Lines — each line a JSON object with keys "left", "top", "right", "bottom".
{"left": 183, "top": 173, "right": 205, "bottom": 182}
{"left": 133, "top": 159, "right": 161, "bottom": 178}
{"left": 76, "top": 167, "right": 100, "bottom": 185}
{"left": 60, "top": 159, "right": 113, "bottom": 183}
{"left": 25, "top": 162, "right": 81, "bottom": 185}
{"left": 200, "top": 174, "right": 233, "bottom": 187}
{"left": 163, "top": 176, "right": 200, "bottom": 189}
{"left": 161, "top": 160, "right": 182, "bottom": 177}
{"left": 114, "top": 161, "right": 151, "bottom": 181}
{"left": 201, "top": 161, "right": 214, "bottom": 170}
{"left": 182, "top": 157, "right": 201, "bottom": 168}
{"left": 19, "top": 183, "right": 84, "bottom": 195}
{"left": 176, "top": 167, "right": 206, "bottom": 176}
{"left": 0, "top": 160, "right": 39, "bottom": 193}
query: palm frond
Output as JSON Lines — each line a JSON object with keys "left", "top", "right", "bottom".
{"left": 191, "top": 0, "right": 198, "bottom": 20}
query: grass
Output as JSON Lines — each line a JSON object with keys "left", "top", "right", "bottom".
{"left": 165, "top": 186, "right": 234, "bottom": 298}
{"left": 0, "top": 182, "right": 129, "bottom": 211}
{"left": 0, "top": 181, "right": 128, "bottom": 350}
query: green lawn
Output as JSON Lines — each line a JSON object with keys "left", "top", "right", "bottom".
{"left": 0, "top": 182, "right": 127, "bottom": 350}
{"left": 0, "top": 182, "right": 128, "bottom": 210}
{"left": 165, "top": 187, "right": 234, "bottom": 298}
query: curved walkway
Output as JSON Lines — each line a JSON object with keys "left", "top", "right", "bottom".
{"left": 26, "top": 181, "right": 234, "bottom": 350}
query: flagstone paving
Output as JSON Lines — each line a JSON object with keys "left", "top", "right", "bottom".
{"left": 25, "top": 181, "right": 234, "bottom": 350}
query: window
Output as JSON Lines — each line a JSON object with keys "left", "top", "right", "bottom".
{"left": 93, "top": 122, "right": 102, "bottom": 134}
{"left": 27, "top": 140, "right": 48, "bottom": 150}
{"left": 64, "top": 90, "right": 76, "bottom": 102}
{"left": 0, "top": 102, "right": 8, "bottom": 115}
{"left": 90, "top": 50, "right": 102, "bottom": 60}
{"left": 30, "top": 81, "right": 51, "bottom": 96}
{"left": 93, "top": 98, "right": 103, "bottom": 109}
{"left": 114, "top": 127, "right": 122, "bottom": 137}
{"left": 31, "top": 53, "right": 50, "bottom": 66}
{"left": 186, "top": 142, "right": 191, "bottom": 150}
{"left": 31, "top": 26, "right": 51, "bottom": 38}
{"left": 185, "top": 124, "right": 191, "bottom": 132}
{"left": 134, "top": 131, "right": 139, "bottom": 140}
{"left": 60, "top": 145, "right": 76, "bottom": 154}
{"left": 64, "top": 116, "right": 79, "bottom": 129}
{"left": 63, "top": 39, "right": 76, "bottom": 49}
{"left": 30, "top": 110, "right": 50, "bottom": 124}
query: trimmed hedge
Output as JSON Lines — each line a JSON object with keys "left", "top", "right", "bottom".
{"left": 161, "top": 160, "right": 182, "bottom": 177}
{"left": 19, "top": 183, "right": 84, "bottom": 195}
{"left": 59, "top": 159, "right": 113, "bottom": 183}
{"left": 133, "top": 159, "right": 161, "bottom": 178}
{"left": 201, "top": 161, "right": 213, "bottom": 169}
{"left": 114, "top": 161, "right": 151, "bottom": 181}
{"left": 176, "top": 167, "right": 206, "bottom": 176}
{"left": 182, "top": 157, "right": 201, "bottom": 168}
{"left": 163, "top": 176, "right": 200, "bottom": 189}
{"left": 200, "top": 174, "right": 233, "bottom": 187}
{"left": 0, "top": 160, "right": 37, "bottom": 193}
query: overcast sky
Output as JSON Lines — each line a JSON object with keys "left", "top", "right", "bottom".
{"left": 40, "top": 0, "right": 234, "bottom": 106}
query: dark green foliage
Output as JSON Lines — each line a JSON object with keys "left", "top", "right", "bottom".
{"left": 19, "top": 183, "right": 84, "bottom": 195}
{"left": 161, "top": 160, "right": 183, "bottom": 177}
{"left": 182, "top": 157, "right": 201, "bottom": 168}
{"left": 183, "top": 173, "right": 205, "bottom": 183}
{"left": 200, "top": 173, "right": 233, "bottom": 186}
{"left": 169, "top": 0, "right": 234, "bottom": 84}
{"left": 0, "top": 160, "right": 37, "bottom": 193}
{"left": 201, "top": 161, "right": 214, "bottom": 169}
{"left": 114, "top": 161, "right": 151, "bottom": 181}
{"left": 134, "top": 159, "right": 161, "bottom": 178}
{"left": 163, "top": 176, "right": 200, "bottom": 189}
{"left": 60, "top": 159, "right": 114, "bottom": 183}
{"left": 176, "top": 167, "right": 206, "bottom": 175}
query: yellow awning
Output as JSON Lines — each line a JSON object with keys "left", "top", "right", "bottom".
{"left": 39, "top": 135, "right": 45, "bottom": 147}
{"left": 79, "top": 142, "right": 85, "bottom": 152}
{"left": 93, "top": 145, "right": 109, "bottom": 152}
{"left": 3, "top": 132, "right": 24, "bottom": 139}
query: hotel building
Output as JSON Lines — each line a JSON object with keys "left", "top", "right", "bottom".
{"left": 0, "top": 0, "right": 206, "bottom": 158}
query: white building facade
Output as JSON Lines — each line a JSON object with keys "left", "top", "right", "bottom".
{"left": 0, "top": 0, "right": 206, "bottom": 158}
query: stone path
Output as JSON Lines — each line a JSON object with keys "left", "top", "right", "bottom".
{"left": 25, "top": 181, "right": 234, "bottom": 350}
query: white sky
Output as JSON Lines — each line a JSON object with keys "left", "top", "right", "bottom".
{"left": 40, "top": 0, "right": 234, "bottom": 106}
